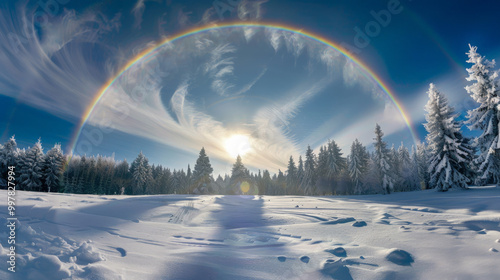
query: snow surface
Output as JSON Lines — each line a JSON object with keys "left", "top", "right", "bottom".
{"left": 1, "top": 187, "right": 500, "bottom": 279}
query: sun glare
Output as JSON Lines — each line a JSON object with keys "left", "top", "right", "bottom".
{"left": 225, "top": 134, "right": 252, "bottom": 158}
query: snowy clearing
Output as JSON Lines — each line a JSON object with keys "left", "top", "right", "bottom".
{"left": 1, "top": 187, "right": 500, "bottom": 279}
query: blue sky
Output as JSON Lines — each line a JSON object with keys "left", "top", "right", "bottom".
{"left": 1, "top": 0, "right": 499, "bottom": 175}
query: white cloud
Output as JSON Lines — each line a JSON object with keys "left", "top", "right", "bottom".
{"left": 233, "top": 67, "right": 267, "bottom": 96}
{"left": 132, "top": 0, "right": 146, "bottom": 29}
{"left": 320, "top": 48, "right": 342, "bottom": 73}
{"left": 251, "top": 78, "right": 332, "bottom": 161}
{"left": 243, "top": 27, "right": 257, "bottom": 42}
{"left": 266, "top": 29, "right": 282, "bottom": 52}
{"left": 0, "top": 3, "right": 121, "bottom": 120}
{"left": 237, "top": 0, "right": 268, "bottom": 21}
{"left": 215, "top": 65, "right": 234, "bottom": 78}
{"left": 204, "top": 43, "right": 237, "bottom": 96}
{"left": 132, "top": 0, "right": 170, "bottom": 30}
{"left": 283, "top": 32, "right": 305, "bottom": 58}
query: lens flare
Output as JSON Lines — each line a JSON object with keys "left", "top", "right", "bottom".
{"left": 240, "top": 181, "right": 250, "bottom": 193}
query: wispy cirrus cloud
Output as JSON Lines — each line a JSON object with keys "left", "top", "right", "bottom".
{"left": 233, "top": 67, "right": 267, "bottom": 96}
{"left": 0, "top": 2, "right": 120, "bottom": 120}
{"left": 237, "top": 0, "right": 268, "bottom": 20}
{"left": 132, "top": 0, "right": 146, "bottom": 29}
{"left": 251, "top": 78, "right": 332, "bottom": 161}
{"left": 204, "top": 43, "right": 237, "bottom": 96}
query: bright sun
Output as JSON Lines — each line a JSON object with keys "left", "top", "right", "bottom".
{"left": 225, "top": 134, "right": 252, "bottom": 158}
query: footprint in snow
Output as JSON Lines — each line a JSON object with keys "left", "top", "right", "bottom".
{"left": 277, "top": 256, "right": 287, "bottom": 262}
{"left": 385, "top": 249, "right": 414, "bottom": 266}
{"left": 321, "top": 259, "right": 353, "bottom": 280}
{"left": 325, "top": 247, "right": 347, "bottom": 258}
{"left": 300, "top": 256, "right": 310, "bottom": 263}
{"left": 115, "top": 247, "right": 127, "bottom": 257}
{"left": 352, "top": 221, "right": 367, "bottom": 227}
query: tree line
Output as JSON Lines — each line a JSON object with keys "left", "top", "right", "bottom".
{"left": 0, "top": 45, "right": 498, "bottom": 195}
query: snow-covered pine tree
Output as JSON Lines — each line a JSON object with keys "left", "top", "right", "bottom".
{"left": 170, "top": 170, "right": 181, "bottom": 194}
{"left": 297, "top": 156, "right": 304, "bottom": 193}
{"left": 276, "top": 169, "right": 286, "bottom": 194}
{"left": 73, "top": 155, "right": 88, "bottom": 194}
{"left": 424, "top": 83, "right": 474, "bottom": 191}
{"left": 98, "top": 156, "right": 114, "bottom": 194}
{"left": 176, "top": 169, "right": 187, "bottom": 193}
{"left": 389, "top": 144, "right": 402, "bottom": 191}
{"left": 15, "top": 148, "right": 27, "bottom": 188}
{"left": 316, "top": 145, "right": 329, "bottom": 194}
{"left": 464, "top": 45, "right": 500, "bottom": 185}
{"left": 130, "top": 152, "right": 153, "bottom": 195}
{"left": 102, "top": 156, "right": 116, "bottom": 194}
{"left": 373, "top": 124, "right": 394, "bottom": 194}
{"left": 61, "top": 155, "right": 76, "bottom": 193}
{"left": 43, "top": 144, "right": 65, "bottom": 192}
{"left": 186, "top": 164, "right": 192, "bottom": 188}
{"left": 398, "top": 144, "right": 420, "bottom": 192}
{"left": 416, "top": 143, "right": 430, "bottom": 189}
{"left": 348, "top": 139, "right": 368, "bottom": 194}
{"left": 286, "top": 156, "right": 298, "bottom": 194}
{"left": 302, "top": 145, "right": 317, "bottom": 195}
{"left": 160, "top": 167, "right": 172, "bottom": 194}
{"left": 88, "top": 156, "right": 98, "bottom": 194}
{"left": 192, "top": 147, "right": 214, "bottom": 191}
{"left": 259, "top": 169, "right": 272, "bottom": 195}
{"left": 19, "top": 139, "right": 45, "bottom": 191}
{"left": 230, "top": 155, "right": 249, "bottom": 194}
{"left": 326, "top": 140, "right": 346, "bottom": 194}
{"left": 410, "top": 146, "right": 423, "bottom": 190}
{"left": 0, "top": 136, "right": 18, "bottom": 188}
{"left": 94, "top": 156, "right": 107, "bottom": 194}
{"left": 361, "top": 153, "right": 380, "bottom": 194}
{"left": 113, "top": 159, "right": 130, "bottom": 195}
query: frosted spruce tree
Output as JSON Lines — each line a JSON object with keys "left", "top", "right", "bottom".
{"left": 416, "top": 143, "right": 430, "bottom": 189}
{"left": 19, "top": 139, "right": 45, "bottom": 191}
{"left": 186, "top": 164, "right": 192, "bottom": 188}
{"left": 302, "top": 145, "right": 317, "bottom": 195}
{"left": 230, "top": 155, "right": 249, "bottom": 194}
{"left": 398, "top": 144, "right": 420, "bottom": 191}
{"left": 297, "top": 156, "right": 304, "bottom": 193}
{"left": 130, "top": 152, "right": 153, "bottom": 195}
{"left": 170, "top": 170, "right": 181, "bottom": 194}
{"left": 230, "top": 155, "right": 248, "bottom": 181}
{"left": 464, "top": 45, "right": 500, "bottom": 185}
{"left": 348, "top": 139, "right": 369, "bottom": 194}
{"left": 192, "top": 147, "right": 213, "bottom": 190}
{"left": 373, "top": 124, "right": 394, "bottom": 194}
{"left": 286, "top": 156, "right": 298, "bottom": 193}
{"left": 410, "top": 146, "right": 423, "bottom": 190}
{"left": 389, "top": 144, "right": 402, "bottom": 191}
{"left": 43, "top": 144, "right": 65, "bottom": 192}
{"left": 316, "top": 146, "right": 329, "bottom": 192}
{"left": 326, "top": 140, "right": 346, "bottom": 194}
{"left": 424, "top": 83, "right": 473, "bottom": 191}
{"left": 0, "top": 136, "right": 18, "bottom": 188}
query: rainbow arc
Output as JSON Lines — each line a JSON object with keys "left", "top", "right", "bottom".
{"left": 70, "top": 22, "right": 419, "bottom": 154}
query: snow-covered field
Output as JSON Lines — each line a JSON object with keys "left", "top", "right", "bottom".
{"left": 1, "top": 187, "right": 500, "bottom": 280}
